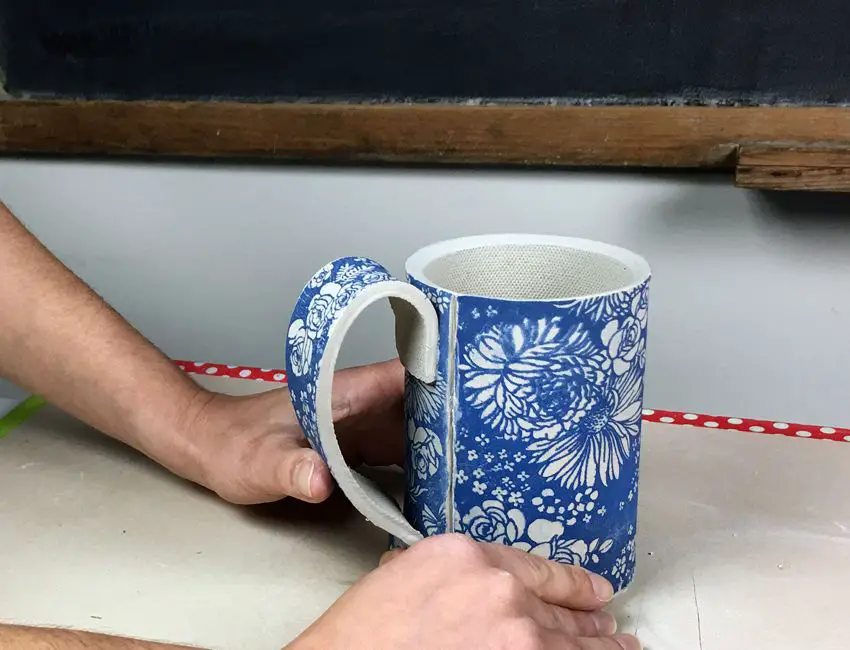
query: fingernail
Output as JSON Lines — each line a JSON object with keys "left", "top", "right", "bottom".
{"left": 592, "top": 611, "right": 617, "bottom": 635}
{"left": 589, "top": 572, "right": 614, "bottom": 602}
{"left": 294, "top": 457, "right": 316, "bottom": 498}
{"left": 614, "top": 634, "right": 642, "bottom": 650}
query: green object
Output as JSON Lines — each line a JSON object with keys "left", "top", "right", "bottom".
{"left": 0, "top": 395, "right": 46, "bottom": 440}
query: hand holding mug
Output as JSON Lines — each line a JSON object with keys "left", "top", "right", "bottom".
{"left": 288, "top": 534, "right": 641, "bottom": 650}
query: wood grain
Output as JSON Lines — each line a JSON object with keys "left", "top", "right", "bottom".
{"left": 3, "top": 100, "right": 850, "bottom": 179}
{"left": 735, "top": 144, "right": 850, "bottom": 191}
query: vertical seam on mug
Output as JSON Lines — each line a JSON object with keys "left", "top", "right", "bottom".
{"left": 445, "top": 295, "right": 459, "bottom": 534}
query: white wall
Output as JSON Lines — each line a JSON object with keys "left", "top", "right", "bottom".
{"left": 1, "top": 159, "right": 848, "bottom": 428}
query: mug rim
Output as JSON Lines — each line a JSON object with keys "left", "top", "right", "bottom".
{"left": 405, "top": 234, "right": 651, "bottom": 302}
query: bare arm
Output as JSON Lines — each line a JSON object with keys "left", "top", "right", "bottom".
{"left": 0, "top": 201, "right": 209, "bottom": 482}
{"left": 0, "top": 625, "right": 202, "bottom": 649}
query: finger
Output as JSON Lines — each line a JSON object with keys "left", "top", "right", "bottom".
{"left": 378, "top": 549, "right": 404, "bottom": 566}
{"left": 572, "top": 634, "right": 642, "bottom": 650}
{"left": 525, "top": 598, "right": 617, "bottom": 636}
{"left": 331, "top": 359, "right": 404, "bottom": 422}
{"left": 481, "top": 543, "right": 614, "bottom": 610}
{"left": 332, "top": 360, "right": 406, "bottom": 467}
{"left": 536, "top": 629, "right": 638, "bottom": 650}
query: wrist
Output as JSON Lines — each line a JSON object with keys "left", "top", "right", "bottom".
{"left": 125, "top": 377, "right": 215, "bottom": 486}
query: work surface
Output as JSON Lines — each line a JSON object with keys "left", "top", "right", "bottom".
{"left": 1, "top": 375, "right": 848, "bottom": 650}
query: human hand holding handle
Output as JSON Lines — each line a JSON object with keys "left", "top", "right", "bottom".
{"left": 288, "top": 534, "right": 641, "bottom": 650}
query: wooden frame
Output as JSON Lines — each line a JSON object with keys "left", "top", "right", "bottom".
{"left": 2, "top": 100, "right": 850, "bottom": 191}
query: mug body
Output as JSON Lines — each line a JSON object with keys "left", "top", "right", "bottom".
{"left": 400, "top": 235, "right": 650, "bottom": 593}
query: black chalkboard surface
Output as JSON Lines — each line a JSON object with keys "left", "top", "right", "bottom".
{"left": 3, "top": 1, "right": 850, "bottom": 193}
{"left": 4, "top": 0, "right": 850, "bottom": 105}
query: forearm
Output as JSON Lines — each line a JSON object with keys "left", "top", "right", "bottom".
{"left": 0, "top": 624, "right": 203, "bottom": 649}
{"left": 0, "top": 202, "right": 209, "bottom": 480}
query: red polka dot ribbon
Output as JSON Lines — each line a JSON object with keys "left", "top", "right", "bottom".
{"left": 174, "top": 360, "right": 850, "bottom": 443}
{"left": 640, "top": 409, "right": 849, "bottom": 442}
{"left": 175, "top": 361, "right": 287, "bottom": 383}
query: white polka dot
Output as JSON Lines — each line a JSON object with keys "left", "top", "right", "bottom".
{"left": 795, "top": 430, "right": 812, "bottom": 438}
{"left": 704, "top": 421, "right": 719, "bottom": 428}
{"left": 773, "top": 422, "right": 789, "bottom": 430}
{"left": 660, "top": 416, "right": 675, "bottom": 423}
{"left": 683, "top": 414, "right": 698, "bottom": 420}
{"left": 844, "top": 436, "right": 850, "bottom": 442}
{"left": 750, "top": 426, "right": 765, "bottom": 432}
{"left": 821, "top": 427, "right": 836, "bottom": 434}
{"left": 642, "top": 409, "right": 655, "bottom": 416}
{"left": 204, "top": 366, "right": 218, "bottom": 375}
{"left": 260, "top": 368, "right": 271, "bottom": 372}
{"left": 193, "top": 362, "right": 204, "bottom": 367}
{"left": 727, "top": 418, "right": 743, "bottom": 425}
{"left": 273, "top": 373, "right": 285, "bottom": 381}
{"left": 227, "top": 365, "right": 237, "bottom": 369}
{"left": 239, "top": 369, "right": 252, "bottom": 378}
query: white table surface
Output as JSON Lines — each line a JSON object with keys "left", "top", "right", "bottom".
{"left": 2, "top": 375, "right": 848, "bottom": 650}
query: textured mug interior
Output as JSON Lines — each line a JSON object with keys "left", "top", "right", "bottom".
{"left": 421, "top": 242, "right": 640, "bottom": 300}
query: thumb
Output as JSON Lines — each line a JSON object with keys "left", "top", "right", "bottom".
{"left": 246, "top": 436, "right": 335, "bottom": 504}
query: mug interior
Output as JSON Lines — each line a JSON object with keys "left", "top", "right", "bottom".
{"left": 407, "top": 235, "right": 650, "bottom": 301}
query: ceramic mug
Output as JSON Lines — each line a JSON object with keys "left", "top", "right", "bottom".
{"left": 286, "top": 234, "right": 650, "bottom": 593}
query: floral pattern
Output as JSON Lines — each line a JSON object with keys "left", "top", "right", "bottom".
{"left": 462, "top": 499, "right": 526, "bottom": 544}
{"left": 408, "top": 420, "right": 444, "bottom": 479}
{"left": 454, "top": 279, "right": 649, "bottom": 590}
{"left": 287, "top": 250, "right": 648, "bottom": 593}
{"left": 286, "top": 257, "right": 394, "bottom": 454}
{"left": 393, "top": 276, "right": 455, "bottom": 544}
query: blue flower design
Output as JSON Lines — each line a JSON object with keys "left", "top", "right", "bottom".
{"left": 405, "top": 372, "right": 447, "bottom": 426}
{"left": 459, "top": 317, "right": 609, "bottom": 440}
{"left": 408, "top": 419, "right": 444, "bottom": 480}
{"left": 461, "top": 499, "right": 526, "bottom": 544}
{"left": 527, "top": 365, "right": 643, "bottom": 489}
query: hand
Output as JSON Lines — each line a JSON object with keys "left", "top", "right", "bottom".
{"left": 181, "top": 359, "right": 405, "bottom": 504}
{"left": 287, "top": 534, "right": 640, "bottom": 650}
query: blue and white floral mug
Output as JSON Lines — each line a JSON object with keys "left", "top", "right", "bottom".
{"left": 286, "top": 235, "right": 650, "bottom": 593}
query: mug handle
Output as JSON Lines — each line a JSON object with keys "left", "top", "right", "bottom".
{"left": 285, "top": 257, "right": 438, "bottom": 545}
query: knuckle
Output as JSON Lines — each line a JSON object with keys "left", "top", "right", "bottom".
{"left": 500, "top": 618, "right": 543, "bottom": 650}
{"left": 422, "top": 533, "right": 483, "bottom": 562}
{"left": 559, "top": 563, "right": 590, "bottom": 593}
{"left": 487, "top": 569, "right": 525, "bottom": 606}
{"left": 520, "top": 552, "right": 554, "bottom": 590}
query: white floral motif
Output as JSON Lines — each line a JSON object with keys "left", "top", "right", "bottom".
{"left": 407, "top": 420, "right": 443, "bottom": 480}
{"left": 420, "top": 286, "right": 451, "bottom": 314}
{"left": 601, "top": 317, "right": 643, "bottom": 376}
{"left": 528, "top": 364, "right": 643, "bottom": 489}
{"left": 406, "top": 372, "right": 447, "bottom": 425}
{"left": 287, "top": 319, "right": 313, "bottom": 377}
{"left": 462, "top": 499, "right": 526, "bottom": 544}
{"left": 514, "top": 518, "right": 613, "bottom": 566}
{"left": 611, "top": 539, "right": 636, "bottom": 589}
{"left": 422, "top": 503, "right": 445, "bottom": 536}
{"left": 336, "top": 262, "right": 364, "bottom": 283}
{"left": 631, "top": 284, "right": 649, "bottom": 325}
{"left": 308, "top": 263, "right": 334, "bottom": 288}
{"left": 460, "top": 317, "right": 608, "bottom": 439}
{"left": 555, "top": 293, "right": 629, "bottom": 321}
{"left": 305, "top": 283, "right": 341, "bottom": 336}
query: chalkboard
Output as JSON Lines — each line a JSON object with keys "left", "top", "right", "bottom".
{"left": 4, "top": 0, "right": 850, "bottom": 104}
{"left": 2, "top": 1, "right": 850, "bottom": 191}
